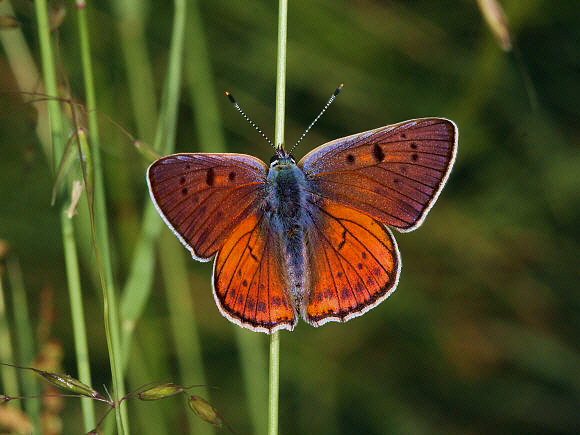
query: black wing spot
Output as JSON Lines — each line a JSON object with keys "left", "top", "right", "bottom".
{"left": 337, "top": 272, "right": 343, "bottom": 278}
{"left": 401, "top": 132, "right": 407, "bottom": 139}
{"left": 400, "top": 165, "right": 408, "bottom": 174}
{"left": 206, "top": 168, "right": 215, "bottom": 186}
{"left": 373, "top": 144, "right": 385, "bottom": 162}
{"left": 346, "top": 154, "right": 355, "bottom": 164}
{"left": 272, "top": 297, "right": 282, "bottom": 307}
{"left": 361, "top": 252, "right": 367, "bottom": 259}
{"left": 179, "top": 176, "right": 186, "bottom": 184}
{"left": 410, "top": 142, "right": 418, "bottom": 150}
{"left": 228, "top": 171, "right": 236, "bottom": 181}
{"left": 181, "top": 187, "right": 188, "bottom": 196}
{"left": 248, "top": 246, "right": 258, "bottom": 262}
{"left": 394, "top": 177, "right": 402, "bottom": 185}
{"left": 357, "top": 263, "right": 363, "bottom": 270}
{"left": 258, "top": 302, "right": 267, "bottom": 313}
{"left": 185, "top": 164, "right": 191, "bottom": 170}
{"left": 337, "top": 229, "right": 347, "bottom": 250}
{"left": 246, "top": 298, "right": 255, "bottom": 310}
{"left": 411, "top": 153, "right": 419, "bottom": 161}
{"left": 242, "top": 279, "right": 248, "bottom": 287}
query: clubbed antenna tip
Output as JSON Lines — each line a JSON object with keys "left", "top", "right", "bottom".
{"left": 289, "top": 84, "right": 344, "bottom": 155}
{"left": 225, "top": 91, "right": 276, "bottom": 150}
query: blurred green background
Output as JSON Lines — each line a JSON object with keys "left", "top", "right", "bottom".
{"left": 1, "top": 0, "right": 579, "bottom": 434}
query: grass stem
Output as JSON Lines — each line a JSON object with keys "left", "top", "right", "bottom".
{"left": 269, "top": 2, "right": 288, "bottom": 434}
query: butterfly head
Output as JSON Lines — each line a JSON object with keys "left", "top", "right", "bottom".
{"left": 269, "top": 148, "right": 296, "bottom": 169}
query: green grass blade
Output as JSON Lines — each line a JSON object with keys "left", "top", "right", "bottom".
{"left": 61, "top": 209, "right": 96, "bottom": 431}
{"left": 120, "top": 0, "right": 187, "bottom": 367}
{"left": 111, "top": 0, "right": 158, "bottom": 141}
{"left": 159, "top": 231, "right": 213, "bottom": 435}
{"left": 33, "top": 0, "right": 126, "bottom": 432}
{"left": 5, "top": 256, "right": 40, "bottom": 421}
{"left": 0, "top": 263, "right": 21, "bottom": 403}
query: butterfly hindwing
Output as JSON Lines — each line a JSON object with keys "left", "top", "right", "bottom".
{"left": 213, "top": 210, "right": 297, "bottom": 333}
{"left": 147, "top": 153, "right": 268, "bottom": 260}
{"left": 299, "top": 118, "right": 457, "bottom": 232}
{"left": 303, "top": 200, "right": 400, "bottom": 326}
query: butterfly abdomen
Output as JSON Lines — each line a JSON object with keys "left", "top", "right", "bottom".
{"left": 266, "top": 161, "right": 310, "bottom": 303}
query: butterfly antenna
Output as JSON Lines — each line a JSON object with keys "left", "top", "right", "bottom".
{"left": 289, "top": 84, "right": 344, "bottom": 155}
{"left": 225, "top": 92, "right": 276, "bottom": 150}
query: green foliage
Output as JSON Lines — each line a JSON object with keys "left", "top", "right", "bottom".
{"left": 1, "top": 1, "right": 579, "bottom": 434}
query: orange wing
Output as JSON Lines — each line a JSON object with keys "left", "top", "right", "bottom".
{"left": 213, "top": 210, "right": 297, "bottom": 333}
{"left": 303, "top": 200, "right": 400, "bottom": 326}
{"left": 299, "top": 118, "right": 457, "bottom": 232}
{"left": 147, "top": 153, "right": 268, "bottom": 260}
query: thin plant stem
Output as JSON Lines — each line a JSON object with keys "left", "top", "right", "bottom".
{"left": 74, "top": 9, "right": 128, "bottom": 435}
{"left": 5, "top": 256, "right": 40, "bottom": 422}
{"left": 71, "top": 1, "right": 110, "bottom": 430}
{"left": 275, "top": 0, "right": 288, "bottom": 148}
{"left": 0, "top": 269, "right": 20, "bottom": 402}
{"left": 61, "top": 209, "right": 96, "bottom": 431}
{"left": 269, "top": 1, "right": 288, "bottom": 434}
{"left": 268, "top": 331, "right": 281, "bottom": 435}
{"left": 33, "top": 0, "right": 107, "bottom": 433}
{"left": 33, "top": 0, "right": 62, "bottom": 169}
{"left": 33, "top": 0, "right": 127, "bottom": 432}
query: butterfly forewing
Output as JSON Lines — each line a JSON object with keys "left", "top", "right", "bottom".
{"left": 147, "top": 153, "right": 268, "bottom": 260}
{"left": 303, "top": 201, "right": 400, "bottom": 326}
{"left": 299, "top": 118, "right": 457, "bottom": 231}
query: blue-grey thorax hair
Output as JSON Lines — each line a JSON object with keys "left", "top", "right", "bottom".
{"left": 264, "top": 153, "right": 310, "bottom": 305}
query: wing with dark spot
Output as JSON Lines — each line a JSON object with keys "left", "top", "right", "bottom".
{"left": 147, "top": 153, "right": 268, "bottom": 260}
{"left": 213, "top": 210, "right": 297, "bottom": 333}
{"left": 298, "top": 118, "right": 458, "bottom": 232}
{"left": 302, "top": 199, "right": 400, "bottom": 327}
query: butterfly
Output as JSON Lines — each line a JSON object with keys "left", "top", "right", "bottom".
{"left": 147, "top": 91, "right": 458, "bottom": 334}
